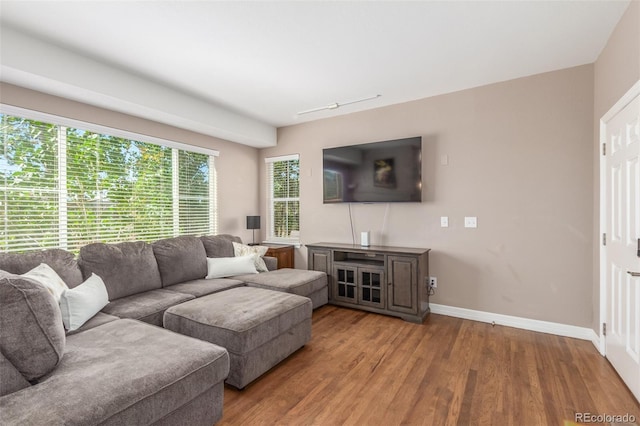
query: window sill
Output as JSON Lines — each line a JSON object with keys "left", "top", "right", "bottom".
{"left": 263, "top": 240, "right": 301, "bottom": 248}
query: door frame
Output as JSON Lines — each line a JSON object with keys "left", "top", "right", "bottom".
{"left": 598, "top": 79, "right": 640, "bottom": 356}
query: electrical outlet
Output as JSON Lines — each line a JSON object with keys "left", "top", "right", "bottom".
{"left": 429, "top": 277, "right": 437, "bottom": 288}
{"left": 464, "top": 216, "right": 478, "bottom": 228}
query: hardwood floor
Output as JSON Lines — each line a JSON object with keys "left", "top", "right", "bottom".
{"left": 219, "top": 306, "right": 640, "bottom": 425}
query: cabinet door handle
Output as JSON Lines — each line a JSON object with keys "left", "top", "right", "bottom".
{"left": 628, "top": 271, "right": 640, "bottom": 277}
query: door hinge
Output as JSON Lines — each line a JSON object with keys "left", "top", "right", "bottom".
{"left": 602, "top": 143, "right": 606, "bottom": 156}
{"left": 603, "top": 322, "right": 606, "bottom": 336}
{"left": 602, "top": 233, "right": 606, "bottom": 246}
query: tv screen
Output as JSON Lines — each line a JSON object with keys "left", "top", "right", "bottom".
{"left": 323, "top": 137, "right": 422, "bottom": 203}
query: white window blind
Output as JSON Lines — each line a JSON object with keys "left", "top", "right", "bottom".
{"left": 178, "top": 150, "right": 216, "bottom": 236}
{"left": 1, "top": 117, "right": 60, "bottom": 252}
{"left": 265, "top": 154, "right": 300, "bottom": 244}
{"left": 1, "top": 110, "right": 218, "bottom": 253}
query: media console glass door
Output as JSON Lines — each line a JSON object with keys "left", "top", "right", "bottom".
{"left": 358, "top": 267, "right": 385, "bottom": 309}
{"left": 334, "top": 264, "right": 357, "bottom": 303}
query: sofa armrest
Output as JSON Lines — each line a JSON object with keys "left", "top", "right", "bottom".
{"left": 263, "top": 256, "right": 277, "bottom": 271}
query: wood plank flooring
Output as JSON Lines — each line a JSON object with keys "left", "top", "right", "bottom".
{"left": 219, "top": 306, "right": 640, "bottom": 425}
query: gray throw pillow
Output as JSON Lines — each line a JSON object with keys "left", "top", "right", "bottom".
{"left": 0, "top": 271, "right": 66, "bottom": 381}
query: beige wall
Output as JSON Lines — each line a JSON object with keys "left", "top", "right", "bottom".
{"left": 593, "top": 1, "right": 640, "bottom": 331}
{"left": 0, "top": 82, "right": 261, "bottom": 242}
{"left": 263, "top": 65, "right": 595, "bottom": 327}
{"left": 4, "top": 2, "right": 635, "bottom": 330}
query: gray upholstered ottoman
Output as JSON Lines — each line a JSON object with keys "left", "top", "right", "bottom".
{"left": 163, "top": 286, "right": 312, "bottom": 389}
{"left": 234, "top": 268, "right": 328, "bottom": 309}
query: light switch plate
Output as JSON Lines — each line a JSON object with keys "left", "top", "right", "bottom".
{"left": 464, "top": 216, "right": 477, "bottom": 228}
{"left": 440, "top": 216, "right": 449, "bottom": 227}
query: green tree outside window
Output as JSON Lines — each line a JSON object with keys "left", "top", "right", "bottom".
{"left": 1, "top": 113, "right": 216, "bottom": 253}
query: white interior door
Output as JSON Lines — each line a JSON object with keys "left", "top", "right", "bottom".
{"left": 603, "top": 82, "right": 640, "bottom": 402}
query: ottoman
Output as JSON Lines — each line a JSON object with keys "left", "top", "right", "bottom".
{"left": 234, "top": 268, "right": 328, "bottom": 309}
{"left": 163, "top": 287, "right": 312, "bottom": 389}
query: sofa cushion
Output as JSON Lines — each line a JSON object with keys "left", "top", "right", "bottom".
{"left": 0, "top": 319, "right": 230, "bottom": 426}
{"left": 79, "top": 241, "right": 162, "bottom": 300}
{"left": 165, "top": 278, "right": 245, "bottom": 298}
{"left": 66, "top": 312, "right": 119, "bottom": 336}
{"left": 0, "top": 248, "right": 84, "bottom": 288}
{"left": 59, "top": 273, "right": 110, "bottom": 331}
{"left": 234, "top": 268, "right": 328, "bottom": 298}
{"left": 152, "top": 236, "right": 207, "bottom": 287}
{"left": 200, "top": 234, "right": 241, "bottom": 258}
{"left": 263, "top": 256, "right": 278, "bottom": 271}
{"left": 0, "top": 271, "right": 65, "bottom": 381}
{"left": 101, "top": 289, "right": 194, "bottom": 326}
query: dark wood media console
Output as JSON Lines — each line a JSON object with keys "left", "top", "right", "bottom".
{"left": 306, "top": 242, "right": 430, "bottom": 323}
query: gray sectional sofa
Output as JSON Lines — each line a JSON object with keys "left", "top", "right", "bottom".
{"left": 0, "top": 234, "right": 328, "bottom": 425}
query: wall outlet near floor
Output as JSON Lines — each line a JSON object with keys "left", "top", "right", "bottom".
{"left": 429, "top": 277, "right": 437, "bottom": 288}
{"left": 464, "top": 216, "right": 478, "bottom": 228}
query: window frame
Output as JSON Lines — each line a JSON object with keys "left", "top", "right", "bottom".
{"left": 1, "top": 104, "right": 219, "bottom": 252}
{"left": 265, "top": 154, "right": 300, "bottom": 245}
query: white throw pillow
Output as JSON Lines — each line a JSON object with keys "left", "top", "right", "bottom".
{"left": 22, "top": 263, "right": 69, "bottom": 302}
{"left": 59, "top": 273, "right": 110, "bottom": 331}
{"left": 206, "top": 255, "right": 258, "bottom": 279}
{"left": 232, "top": 242, "right": 269, "bottom": 272}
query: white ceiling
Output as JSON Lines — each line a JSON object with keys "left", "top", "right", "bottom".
{"left": 0, "top": 1, "right": 631, "bottom": 147}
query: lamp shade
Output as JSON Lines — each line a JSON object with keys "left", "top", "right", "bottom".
{"left": 246, "top": 216, "right": 260, "bottom": 230}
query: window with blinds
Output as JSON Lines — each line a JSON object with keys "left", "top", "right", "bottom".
{"left": 1, "top": 111, "right": 217, "bottom": 253}
{"left": 265, "top": 154, "right": 300, "bottom": 244}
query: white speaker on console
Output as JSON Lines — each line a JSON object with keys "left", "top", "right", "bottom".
{"left": 360, "top": 231, "right": 370, "bottom": 247}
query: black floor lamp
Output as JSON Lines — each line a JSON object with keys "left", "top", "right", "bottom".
{"left": 246, "top": 216, "right": 260, "bottom": 245}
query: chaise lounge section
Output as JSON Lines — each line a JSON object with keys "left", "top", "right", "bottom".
{"left": 0, "top": 271, "right": 230, "bottom": 426}
{"left": 233, "top": 267, "right": 328, "bottom": 309}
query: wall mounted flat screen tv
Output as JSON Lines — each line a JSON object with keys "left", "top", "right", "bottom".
{"left": 323, "top": 137, "right": 422, "bottom": 203}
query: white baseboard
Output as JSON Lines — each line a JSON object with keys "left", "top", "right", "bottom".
{"left": 430, "top": 303, "right": 600, "bottom": 349}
